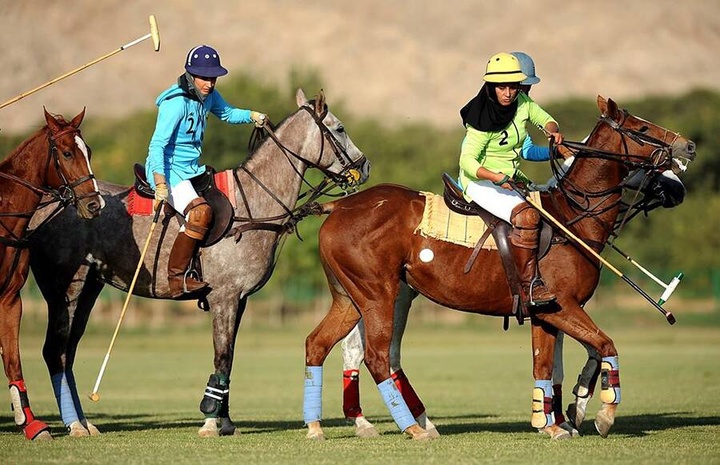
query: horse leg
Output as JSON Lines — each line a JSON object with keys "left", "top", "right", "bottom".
{"left": 198, "top": 297, "right": 246, "bottom": 438}
{"left": 550, "top": 332, "right": 579, "bottom": 436}
{"left": 305, "top": 283, "right": 362, "bottom": 440}
{"left": 566, "top": 340, "right": 601, "bottom": 431}
{"left": 0, "top": 265, "right": 52, "bottom": 441}
{"left": 537, "top": 303, "right": 620, "bottom": 438}
{"left": 40, "top": 263, "right": 103, "bottom": 437}
{"left": 339, "top": 321, "right": 378, "bottom": 437}
{"left": 530, "top": 317, "right": 571, "bottom": 440}
{"left": 340, "top": 281, "right": 432, "bottom": 438}
{"left": 385, "top": 283, "right": 438, "bottom": 437}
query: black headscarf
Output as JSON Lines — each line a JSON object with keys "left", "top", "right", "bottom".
{"left": 460, "top": 83, "right": 518, "bottom": 131}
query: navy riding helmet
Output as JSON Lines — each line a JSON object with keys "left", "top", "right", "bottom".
{"left": 185, "top": 45, "right": 228, "bottom": 78}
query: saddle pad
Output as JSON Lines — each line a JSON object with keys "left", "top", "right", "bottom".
{"left": 413, "top": 190, "right": 541, "bottom": 249}
{"left": 126, "top": 170, "right": 236, "bottom": 216}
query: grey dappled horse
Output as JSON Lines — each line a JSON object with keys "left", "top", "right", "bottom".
{"left": 28, "top": 89, "right": 370, "bottom": 437}
{"left": 338, "top": 162, "right": 688, "bottom": 438}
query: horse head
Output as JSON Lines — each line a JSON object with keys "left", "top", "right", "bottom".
{"left": 43, "top": 107, "right": 104, "bottom": 218}
{"left": 595, "top": 96, "right": 696, "bottom": 173}
{"left": 295, "top": 88, "right": 371, "bottom": 190}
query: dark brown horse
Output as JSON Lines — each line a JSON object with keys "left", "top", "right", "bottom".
{"left": 0, "top": 108, "right": 103, "bottom": 440}
{"left": 303, "top": 96, "right": 696, "bottom": 440}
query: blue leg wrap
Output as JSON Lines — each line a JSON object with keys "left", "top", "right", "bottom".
{"left": 377, "top": 377, "right": 415, "bottom": 432}
{"left": 303, "top": 366, "right": 323, "bottom": 425}
{"left": 51, "top": 372, "right": 79, "bottom": 427}
{"left": 65, "top": 370, "right": 86, "bottom": 421}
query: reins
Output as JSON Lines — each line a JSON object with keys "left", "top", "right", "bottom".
{"left": 228, "top": 105, "right": 364, "bottom": 241}
{"left": 547, "top": 111, "right": 681, "bottom": 240}
{"left": 0, "top": 126, "right": 98, "bottom": 248}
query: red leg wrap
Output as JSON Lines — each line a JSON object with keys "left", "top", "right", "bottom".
{"left": 391, "top": 370, "right": 425, "bottom": 418}
{"left": 552, "top": 384, "right": 566, "bottom": 425}
{"left": 342, "top": 370, "right": 363, "bottom": 418}
{"left": 9, "top": 380, "right": 51, "bottom": 440}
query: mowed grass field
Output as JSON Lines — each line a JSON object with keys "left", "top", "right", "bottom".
{"left": 1, "top": 308, "right": 719, "bottom": 465}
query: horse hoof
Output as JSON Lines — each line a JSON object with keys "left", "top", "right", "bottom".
{"left": 33, "top": 430, "right": 53, "bottom": 441}
{"left": 558, "top": 421, "right": 580, "bottom": 437}
{"left": 84, "top": 421, "right": 101, "bottom": 436}
{"left": 425, "top": 427, "right": 440, "bottom": 439}
{"left": 405, "top": 424, "right": 434, "bottom": 441}
{"left": 198, "top": 418, "right": 219, "bottom": 438}
{"left": 306, "top": 430, "right": 326, "bottom": 441}
{"left": 541, "top": 424, "right": 572, "bottom": 440}
{"left": 68, "top": 421, "right": 90, "bottom": 437}
{"left": 353, "top": 416, "right": 379, "bottom": 438}
{"left": 594, "top": 410, "right": 614, "bottom": 438}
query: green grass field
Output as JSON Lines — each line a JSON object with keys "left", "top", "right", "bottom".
{"left": 1, "top": 309, "right": 719, "bottom": 465}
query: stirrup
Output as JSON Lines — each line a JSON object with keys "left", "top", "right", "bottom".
{"left": 527, "top": 277, "right": 556, "bottom": 306}
{"left": 183, "top": 269, "right": 208, "bottom": 294}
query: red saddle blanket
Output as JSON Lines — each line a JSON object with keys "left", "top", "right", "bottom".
{"left": 126, "top": 170, "right": 236, "bottom": 216}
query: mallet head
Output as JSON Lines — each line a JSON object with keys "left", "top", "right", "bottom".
{"left": 149, "top": 15, "right": 161, "bottom": 52}
{"left": 89, "top": 392, "right": 100, "bottom": 402}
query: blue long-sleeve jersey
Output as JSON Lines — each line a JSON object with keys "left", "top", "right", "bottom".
{"left": 145, "top": 84, "right": 253, "bottom": 188}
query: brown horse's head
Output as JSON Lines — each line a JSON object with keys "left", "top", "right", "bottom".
{"left": 595, "top": 96, "right": 696, "bottom": 175}
{"left": 43, "top": 108, "right": 104, "bottom": 218}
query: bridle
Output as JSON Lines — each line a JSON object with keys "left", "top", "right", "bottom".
{"left": 0, "top": 126, "right": 99, "bottom": 248}
{"left": 228, "top": 104, "right": 367, "bottom": 240}
{"left": 548, "top": 110, "right": 684, "bottom": 244}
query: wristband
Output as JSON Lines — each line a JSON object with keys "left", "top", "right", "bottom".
{"left": 493, "top": 174, "right": 510, "bottom": 186}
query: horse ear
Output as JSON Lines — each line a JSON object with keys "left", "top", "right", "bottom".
{"left": 605, "top": 98, "right": 620, "bottom": 119}
{"left": 43, "top": 107, "right": 61, "bottom": 134}
{"left": 314, "top": 89, "right": 325, "bottom": 116}
{"left": 70, "top": 107, "right": 86, "bottom": 128}
{"left": 596, "top": 95, "right": 608, "bottom": 115}
{"left": 296, "top": 88, "right": 309, "bottom": 107}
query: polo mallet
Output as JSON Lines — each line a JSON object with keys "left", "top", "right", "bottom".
{"left": 0, "top": 15, "right": 160, "bottom": 111}
{"left": 609, "top": 243, "right": 684, "bottom": 305}
{"left": 89, "top": 201, "right": 164, "bottom": 402}
{"left": 511, "top": 184, "right": 676, "bottom": 325}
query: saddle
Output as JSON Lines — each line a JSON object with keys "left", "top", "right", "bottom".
{"left": 441, "top": 173, "right": 555, "bottom": 328}
{"left": 133, "top": 163, "right": 234, "bottom": 248}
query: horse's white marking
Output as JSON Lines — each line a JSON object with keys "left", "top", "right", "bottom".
{"left": 74, "top": 135, "right": 102, "bottom": 195}
{"left": 419, "top": 248, "right": 434, "bottom": 263}
{"left": 534, "top": 348, "right": 540, "bottom": 356}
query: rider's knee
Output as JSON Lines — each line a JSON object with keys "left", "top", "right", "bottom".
{"left": 184, "top": 198, "right": 213, "bottom": 240}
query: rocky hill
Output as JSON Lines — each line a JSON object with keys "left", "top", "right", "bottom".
{"left": 1, "top": 0, "right": 718, "bottom": 134}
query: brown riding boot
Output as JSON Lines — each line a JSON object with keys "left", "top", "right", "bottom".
{"left": 510, "top": 204, "right": 556, "bottom": 306}
{"left": 167, "top": 232, "right": 209, "bottom": 298}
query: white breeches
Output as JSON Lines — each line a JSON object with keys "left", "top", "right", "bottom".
{"left": 464, "top": 179, "right": 525, "bottom": 223}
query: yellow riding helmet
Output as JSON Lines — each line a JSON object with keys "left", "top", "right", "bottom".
{"left": 483, "top": 52, "right": 527, "bottom": 83}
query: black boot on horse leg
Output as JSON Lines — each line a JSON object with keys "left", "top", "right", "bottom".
{"left": 168, "top": 198, "right": 212, "bottom": 298}
{"left": 510, "top": 203, "right": 556, "bottom": 306}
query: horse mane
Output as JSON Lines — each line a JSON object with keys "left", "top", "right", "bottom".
{"left": 0, "top": 126, "right": 49, "bottom": 167}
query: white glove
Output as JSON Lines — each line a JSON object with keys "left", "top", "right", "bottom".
{"left": 251, "top": 111, "right": 267, "bottom": 127}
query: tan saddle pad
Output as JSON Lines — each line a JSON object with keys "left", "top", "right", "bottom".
{"left": 414, "top": 191, "right": 541, "bottom": 249}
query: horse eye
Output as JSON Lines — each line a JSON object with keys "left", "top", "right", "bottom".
{"left": 63, "top": 151, "right": 74, "bottom": 159}
{"left": 336, "top": 125, "right": 345, "bottom": 134}
{"left": 639, "top": 125, "right": 649, "bottom": 133}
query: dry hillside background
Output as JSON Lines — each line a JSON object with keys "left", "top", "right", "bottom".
{"left": 1, "top": 0, "right": 719, "bottom": 134}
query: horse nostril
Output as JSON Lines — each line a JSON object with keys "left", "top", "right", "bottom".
{"left": 88, "top": 201, "right": 100, "bottom": 213}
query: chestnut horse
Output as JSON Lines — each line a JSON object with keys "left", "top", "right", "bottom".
{"left": 0, "top": 108, "right": 104, "bottom": 440}
{"left": 303, "top": 96, "right": 696, "bottom": 441}
{"left": 338, "top": 163, "right": 688, "bottom": 438}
